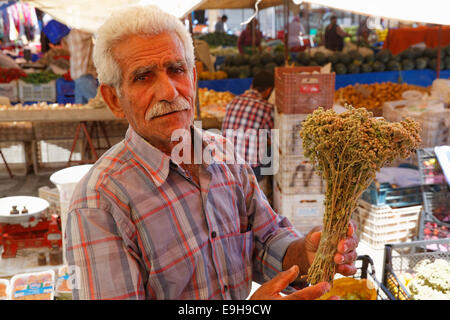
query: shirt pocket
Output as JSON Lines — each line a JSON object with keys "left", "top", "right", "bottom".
{"left": 225, "top": 230, "right": 254, "bottom": 295}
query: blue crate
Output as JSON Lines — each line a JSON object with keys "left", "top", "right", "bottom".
{"left": 57, "top": 93, "right": 75, "bottom": 104}
{"left": 56, "top": 78, "right": 74, "bottom": 95}
{"left": 361, "top": 182, "right": 423, "bottom": 208}
{"left": 43, "top": 20, "right": 71, "bottom": 44}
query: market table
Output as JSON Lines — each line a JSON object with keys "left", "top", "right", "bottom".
{"left": 0, "top": 107, "right": 124, "bottom": 176}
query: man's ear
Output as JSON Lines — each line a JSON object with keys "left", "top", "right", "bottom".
{"left": 100, "top": 84, "right": 125, "bottom": 119}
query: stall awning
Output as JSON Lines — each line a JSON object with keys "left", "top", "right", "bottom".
{"left": 195, "top": 0, "right": 283, "bottom": 10}
{"left": 295, "top": 0, "right": 449, "bottom": 26}
{"left": 23, "top": 0, "right": 206, "bottom": 33}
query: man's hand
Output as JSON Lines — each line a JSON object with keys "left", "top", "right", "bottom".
{"left": 250, "top": 265, "right": 338, "bottom": 300}
{"left": 305, "top": 221, "right": 359, "bottom": 276}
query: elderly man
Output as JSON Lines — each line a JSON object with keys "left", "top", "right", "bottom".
{"left": 66, "top": 5, "right": 359, "bottom": 300}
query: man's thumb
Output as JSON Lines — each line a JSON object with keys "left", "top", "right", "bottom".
{"left": 269, "top": 265, "right": 300, "bottom": 292}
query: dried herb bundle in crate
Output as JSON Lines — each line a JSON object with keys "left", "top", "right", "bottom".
{"left": 299, "top": 105, "right": 421, "bottom": 284}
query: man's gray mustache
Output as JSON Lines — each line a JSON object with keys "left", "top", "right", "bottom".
{"left": 145, "top": 98, "right": 191, "bottom": 120}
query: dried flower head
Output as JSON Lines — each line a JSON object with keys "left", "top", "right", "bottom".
{"left": 300, "top": 105, "right": 421, "bottom": 284}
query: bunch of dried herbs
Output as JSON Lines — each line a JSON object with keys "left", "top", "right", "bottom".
{"left": 299, "top": 105, "right": 421, "bottom": 284}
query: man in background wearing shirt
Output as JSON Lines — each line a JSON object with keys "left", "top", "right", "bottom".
{"left": 221, "top": 71, "right": 275, "bottom": 200}
{"left": 66, "top": 28, "right": 98, "bottom": 104}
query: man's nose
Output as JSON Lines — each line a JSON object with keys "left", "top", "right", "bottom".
{"left": 154, "top": 71, "right": 178, "bottom": 102}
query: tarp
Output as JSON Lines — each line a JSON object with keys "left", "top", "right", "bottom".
{"left": 24, "top": 0, "right": 205, "bottom": 33}
{"left": 295, "top": 0, "right": 449, "bottom": 26}
{"left": 195, "top": 0, "right": 283, "bottom": 10}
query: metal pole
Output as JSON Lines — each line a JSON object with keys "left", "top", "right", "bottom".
{"left": 189, "top": 13, "right": 201, "bottom": 121}
{"left": 437, "top": 24, "right": 442, "bottom": 78}
{"left": 283, "top": 0, "right": 289, "bottom": 65}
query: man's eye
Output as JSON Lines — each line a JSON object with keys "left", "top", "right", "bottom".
{"left": 135, "top": 74, "right": 150, "bottom": 81}
{"left": 171, "top": 67, "right": 185, "bottom": 74}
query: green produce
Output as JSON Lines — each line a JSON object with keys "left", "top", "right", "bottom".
{"left": 233, "top": 54, "right": 247, "bottom": 66}
{"left": 414, "top": 58, "right": 428, "bottom": 70}
{"left": 339, "top": 53, "right": 352, "bottom": 65}
{"left": 296, "top": 51, "right": 310, "bottom": 65}
{"left": 372, "top": 61, "right": 386, "bottom": 72}
{"left": 264, "top": 62, "right": 277, "bottom": 74}
{"left": 392, "top": 54, "right": 402, "bottom": 62}
{"left": 308, "top": 60, "right": 319, "bottom": 66}
{"left": 260, "top": 52, "right": 273, "bottom": 65}
{"left": 328, "top": 53, "right": 340, "bottom": 64}
{"left": 347, "top": 63, "right": 360, "bottom": 74}
{"left": 402, "top": 59, "right": 415, "bottom": 70}
{"left": 445, "top": 44, "right": 450, "bottom": 56}
{"left": 387, "top": 60, "right": 401, "bottom": 71}
{"left": 360, "top": 63, "right": 373, "bottom": 73}
{"left": 348, "top": 50, "right": 364, "bottom": 63}
{"left": 238, "top": 65, "right": 251, "bottom": 78}
{"left": 334, "top": 63, "right": 347, "bottom": 74}
{"left": 22, "top": 71, "right": 60, "bottom": 84}
{"left": 251, "top": 66, "right": 263, "bottom": 77}
{"left": 314, "top": 52, "right": 328, "bottom": 65}
{"left": 376, "top": 49, "right": 392, "bottom": 63}
{"left": 423, "top": 47, "right": 437, "bottom": 58}
{"left": 400, "top": 48, "right": 415, "bottom": 60}
{"left": 364, "top": 54, "right": 375, "bottom": 64}
{"left": 429, "top": 58, "right": 444, "bottom": 70}
{"left": 411, "top": 47, "right": 424, "bottom": 59}
{"left": 407, "top": 259, "right": 450, "bottom": 300}
{"left": 249, "top": 54, "right": 261, "bottom": 67}
{"left": 198, "top": 33, "right": 238, "bottom": 47}
{"left": 224, "top": 55, "right": 234, "bottom": 66}
{"left": 274, "top": 52, "right": 285, "bottom": 66}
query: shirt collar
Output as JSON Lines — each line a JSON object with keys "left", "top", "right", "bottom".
{"left": 123, "top": 124, "right": 226, "bottom": 186}
{"left": 124, "top": 126, "right": 171, "bottom": 187}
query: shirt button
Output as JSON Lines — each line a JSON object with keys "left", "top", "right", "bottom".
{"left": 211, "top": 231, "right": 217, "bottom": 238}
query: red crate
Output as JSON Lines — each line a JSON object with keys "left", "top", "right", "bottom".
{"left": 275, "top": 66, "right": 335, "bottom": 114}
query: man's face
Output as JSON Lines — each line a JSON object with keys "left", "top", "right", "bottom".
{"left": 107, "top": 32, "right": 196, "bottom": 151}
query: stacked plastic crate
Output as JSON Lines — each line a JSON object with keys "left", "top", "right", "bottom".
{"left": 272, "top": 66, "right": 335, "bottom": 234}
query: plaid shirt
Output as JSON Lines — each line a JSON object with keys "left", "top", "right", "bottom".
{"left": 66, "top": 29, "right": 97, "bottom": 80}
{"left": 66, "top": 125, "right": 301, "bottom": 300}
{"left": 221, "top": 89, "right": 274, "bottom": 168}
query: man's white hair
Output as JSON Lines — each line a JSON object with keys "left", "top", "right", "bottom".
{"left": 93, "top": 5, "right": 195, "bottom": 90}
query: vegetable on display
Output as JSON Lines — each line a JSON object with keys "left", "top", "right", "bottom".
{"left": 299, "top": 106, "right": 421, "bottom": 284}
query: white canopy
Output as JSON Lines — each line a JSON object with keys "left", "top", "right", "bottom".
{"left": 24, "top": 0, "right": 206, "bottom": 33}
{"left": 295, "top": 0, "right": 449, "bottom": 26}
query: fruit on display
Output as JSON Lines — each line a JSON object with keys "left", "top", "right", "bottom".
{"left": 0, "top": 67, "right": 27, "bottom": 83}
{"left": 198, "top": 70, "right": 228, "bottom": 80}
{"left": 219, "top": 52, "right": 284, "bottom": 78}
{"left": 334, "top": 82, "right": 430, "bottom": 111}
{"left": 292, "top": 45, "right": 450, "bottom": 75}
{"left": 0, "top": 102, "right": 89, "bottom": 110}
{"left": 198, "top": 87, "right": 234, "bottom": 106}
{"left": 197, "top": 33, "right": 238, "bottom": 47}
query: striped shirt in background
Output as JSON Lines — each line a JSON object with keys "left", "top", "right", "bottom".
{"left": 221, "top": 89, "right": 274, "bottom": 168}
{"left": 65, "top": 29, "right": 97, "bottom": 80}
{"left": 66, "top": 125, "right": 301, "bottom": 300}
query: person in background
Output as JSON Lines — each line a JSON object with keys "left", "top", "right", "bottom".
{"left": 357, "top": 17, "right": 371, "bottom": 44}
{"left": 288, "top": 15, "right": 307, "bottom": 51}
{"left": 221, "top": 70, "right": 274, "bottom": 199}
{"left": 214, "top": 14, "right": 228, "bottom": 33}
{"left": 36, "top": 36, "right": 70, "bottom": 71}
{"left": 66, "top": 28, "right": 98, "bottom": 104}
{"left": 237, "top": 18, "right": 263, "bottom": 55}
{"left": 66, "top": 5, "right": 359, "bottom": 300}
{"left": 324, "top": 15, "right": 350, "bottom": 52}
